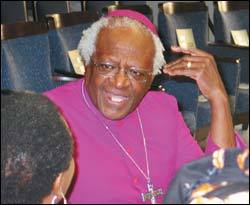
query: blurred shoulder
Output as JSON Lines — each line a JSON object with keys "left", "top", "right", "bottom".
{"left": 142, "top": 90, "right": 179, "bottom": 114}
{"left": 43, "top": 79, "right": 83, "bottom": 101}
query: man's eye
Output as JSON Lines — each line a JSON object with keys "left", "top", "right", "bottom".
{"left": 129, "top": 69, "right": 143, "bottom": 77}
{"left": 99, "top": 63, "right": 115, "bottom": 70}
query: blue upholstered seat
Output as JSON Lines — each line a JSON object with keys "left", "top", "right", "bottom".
{"left": 46, "top": 11, "right": 99, "bottom": 74}
{"left": 48, "top": 24, "right": 90, "bottom": 73}
{"left": 1, "top": 22, "right": 61, "bottom": 93}
{"left": 211, "top": 1, "right": 249, "bottom": 128}
{"left": 152, "top": 73, "right": 199, "bottom": 134}
{"left": 155, "top": 2, "right": 209, "bottom": 132}
{"left": 85, "top": 1, "right": 116, "bottom": 15}
{"left": 35, "top": 1, "right": 71, "bottom": 21}
{"left": 213, "top": 1, "right": 249, "bottom": 44}
{"left": 119, "top": 1, "right": 147, "bottom": 6}
{"left": 158, "top": 2, "right": 208, "bottom": 51}
{"left": 195, "top": 57, "right": 242, "bottom": 128}
{"left": 155, "top": 2, "right": 248, "bottom": 131}
{"left": 1, "top": 1, "right": 28, "bottom": 24}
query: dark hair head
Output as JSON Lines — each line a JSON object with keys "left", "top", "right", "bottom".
{"left": 1, "top": 90, "right": 74, "bottom": 204}
{"left": 164, "top": 148, "right": 249, "bottom": 204}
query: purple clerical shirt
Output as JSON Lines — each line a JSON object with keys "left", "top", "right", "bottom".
{"left": 44, "top": 79, "right": 245, "bottom": 204}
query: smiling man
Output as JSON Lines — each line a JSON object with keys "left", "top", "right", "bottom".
{"left": 44, "top": 10, "right": 246, "bottom": 204}
{"left": 85, "top": 24, "right": 155, "bottom": 120}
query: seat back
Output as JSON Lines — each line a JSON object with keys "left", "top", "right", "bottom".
{"left": 155, "top": 2, "right": 209, "bottom": 132}
{"left": 1, "top": 21, "right": 58, "bottom": 92}
{"left": 213, "top": 1, "right": 249, "bottom": 44}
{"left": 158, "top": 2, "right": 209, "bottom": 51}
{"left": 46, "top": 11, "right": 99, "bottom": 74}
{"left": 35, "top": 1, "right": 72, "bottom": 21}
{"left": 152, "top": 72, "right": 199, "bottom": 133}
{"left": 119, "top": 1, "right": 147, "bottom": 6}
{"left": 196, "top": 56, "right": 242, "bottom": 129}
{"left": 1, "top": 1, "right": 28, "bottom": 24}
{"left": 216, "top": 57, "right": 241, "bottom": 113}
{"left": 85, "top": 1, "right": 116, "bottom": 15}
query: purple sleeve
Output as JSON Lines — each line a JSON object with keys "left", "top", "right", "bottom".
{"left": 205, "top": 132, "right": 247, "bottom": 155}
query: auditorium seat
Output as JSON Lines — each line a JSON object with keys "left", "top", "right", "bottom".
{"left": 119, "top": 1, "right": 147, "bottom": 6}
{"left": 1, "top": 1, "right": 28, "bottom": 24}
{"left": 46, "top": 11, "right": 99, "bottom": 74}
{"left": 196, "top": 57, "right": 241, "bottom": 129}
{"left": 213, "top": 1, "right": 249, "bottom": 45}
{"left": 208, "top": 1, "right": 249, "bottom": 129}
{"left": 155, "top": 2, "right": 209, "bottom": 133}
{"left": 152, "top": 73, "right": 199, "bottom": 134}
{"left": 154, "top": 1, "right": 247, "bottom": 132}
{"left": 34, "top": 1, "right": 79, "bottom": 22}
{"left": 1, "top": 21, "right": 62, "bottom": 92}
{"left": 158, "top": 2, "right": 209, "bottom": 52}
{"left": 85, "top": 1, "right": 116, "bottom": 15}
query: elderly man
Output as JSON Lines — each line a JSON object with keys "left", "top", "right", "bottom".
{"left": 44, "top": 10, "right": 245, "bottom": 204}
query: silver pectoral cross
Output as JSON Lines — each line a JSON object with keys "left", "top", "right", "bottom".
{"left": 141, "top": 183, "right": 164, "bottom": 204}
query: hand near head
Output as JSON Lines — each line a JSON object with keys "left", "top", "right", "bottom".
{"left": 163, "top": 46, "right": 235, "bottom": 148}
{"left": 163, "top": 46, "right": 227, "bottom": 103}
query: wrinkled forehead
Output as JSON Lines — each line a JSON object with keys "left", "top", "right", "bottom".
{"left": 95, "top": 25, "right": 155, "bottom": 57}
{"left": 96, "top": 17, "right": 154, "bottom": 50}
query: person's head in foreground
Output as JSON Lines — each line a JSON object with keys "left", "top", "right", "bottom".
{"left": 164, "top": 148, "right": 249, "bottom": 204}
{"left": 1, "top": 90, "right": 75, "bottom": 204}
{"left": 78, "top": 9, "right": 166, "bottom": 120}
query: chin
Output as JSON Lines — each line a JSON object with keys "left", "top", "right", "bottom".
{"left": 102, "top": 110, "right": 128, "bottom": 120}
{"left": 98, "top": 96, "right": 135, "bottom": 120}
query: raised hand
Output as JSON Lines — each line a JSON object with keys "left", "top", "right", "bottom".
{"left": 163, "top": 46, "right": 227, "bottom": 103}
{"left": 163, "top": 46, "right": 235, "bottom": 148}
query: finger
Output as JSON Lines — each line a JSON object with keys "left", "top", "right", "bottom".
{"left": 171, "top": 46, "right": 214, "bottom": 59}
{"left": 165, "top": 58, "right": 184, "bottom": 69}
{"left": 165, "top": 56, "right": 209, "bottom": 70}
{"left": 164, "top": 62, "right": 206, "bottom": 80}
{"left": 165, "top": 61, "right": 188, "bottom": 71}
{"left": 171, "top": 46, "right": 194, "bottom": 55}
{"left": 165, "top": 55, "right": 201, "bottom": 69}
{"left": 187, "top": 47, "right": 212, "bottom": 57}
{"left": 165, "top": 66, "right": 197, "bottom": 79}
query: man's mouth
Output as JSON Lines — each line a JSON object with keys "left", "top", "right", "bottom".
{"left": 104, "top": 90, "right": 129, "bottom": 105}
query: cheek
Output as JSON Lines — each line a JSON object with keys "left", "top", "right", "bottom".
{"left": 130, "top": 83, "right": 150, "bottom": 106}
{"left": 86, "top": 74, "right": 106, "bottom": 105}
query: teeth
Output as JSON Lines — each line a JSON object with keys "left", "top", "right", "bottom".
{"left": 111, "top": 95, "right": 126, "bottom": 103}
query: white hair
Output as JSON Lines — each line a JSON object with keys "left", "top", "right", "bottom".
{"left": 77, "top": 16, "right": 166, "bottom": 75}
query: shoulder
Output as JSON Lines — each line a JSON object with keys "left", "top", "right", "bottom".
{"left": 43, "top": 79, "right": 82, "bottom": 102}
{"left": 142, "top": 90, "right": 179, "bottom": 112}
{"left": 43, "top": 79, "right": 84, "bottom": 115}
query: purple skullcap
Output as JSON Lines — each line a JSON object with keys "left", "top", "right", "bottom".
{"left": 106, "top": 9, "right": 158, "bottom": 36}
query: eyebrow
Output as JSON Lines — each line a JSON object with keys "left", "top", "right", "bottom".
{"left": 94, "top": 54, "right": 148, "bottom": 70}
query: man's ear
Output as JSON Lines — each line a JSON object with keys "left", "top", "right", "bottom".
{"left": 84, "top": 64, "right": 93, "bottom": 87}
{"left": 147, "top": 75, "right": 155, "bottom": 90}
{"left": 41, "top": 173, "right": 63, "bottom": 204}
{"left": 52, "top": 173, "right": 63, "bottom": 196}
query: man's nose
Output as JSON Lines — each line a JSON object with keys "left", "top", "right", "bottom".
{"left": 112, "top": 68, "right": 131, "bottom": 88}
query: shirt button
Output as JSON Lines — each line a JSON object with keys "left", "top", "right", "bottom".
{"left": 126, "top": 147, "right": 133, "bottom": 154}
{"left": 133, "top": 177, "right": 139, "bottom": 184}
{"left": 117, "top": 121, "right": 124, "bottom": 127}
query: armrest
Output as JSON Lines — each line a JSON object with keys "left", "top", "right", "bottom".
{"left": 207, "top": 41, "right": 249, "bottom": 50}
{"left": 52, "top": 69, "right": 83, "bottom": 82}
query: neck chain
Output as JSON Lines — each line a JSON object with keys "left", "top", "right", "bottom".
{"left": 81, "top": 81, "right": 163, "bottom": 204}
